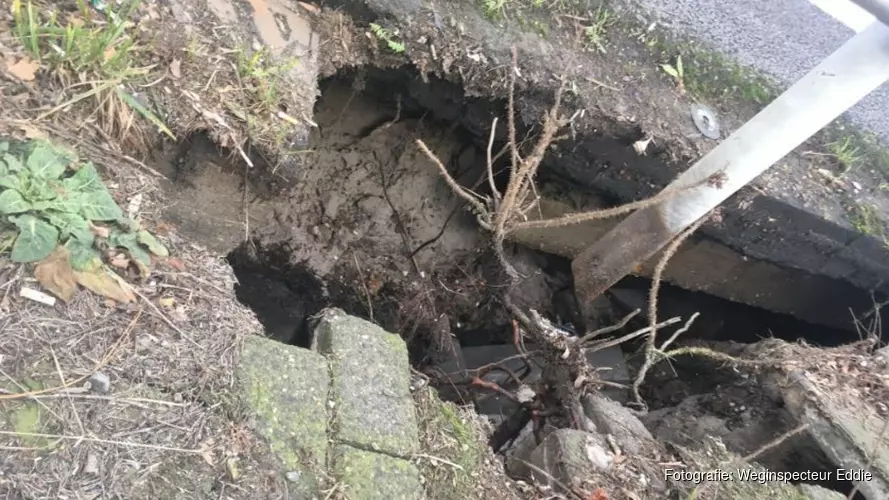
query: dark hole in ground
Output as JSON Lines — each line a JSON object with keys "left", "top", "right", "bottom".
{"left": 157, "top": 64, "right": 867, "bottom": 499}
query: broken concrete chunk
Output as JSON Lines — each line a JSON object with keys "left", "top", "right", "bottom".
{"left": 333, "top": 445, "right": 422, "bottom": 500}
{"left": 582, "top": 393, "right": 657, "bottom": 456}
{"left": 504, "top": 421, "right": 556, "bottom": 479}
{"left": 529, "top": 429, "right": 612, "bottom": 489}
{"left": 237, "top": 335, "right": 328, "bottom": 498}
{"left": 313, "top": 308, "right": 419, "bottom": 455}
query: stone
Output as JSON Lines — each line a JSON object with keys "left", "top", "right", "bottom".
{"left": 88, "top": 372, "right": 111, "bottom": 394}
{"left": 582, "top": 393, "right": 657, "bottom": 456}
{"left": 529, "top": 429, "right": 612, "bottom": 489}
{"left": 332, "top": 445, "right": 422, "bottom": 500}
{"left": 312, "top": 309, "right": 419, "bottom": 455}
{"left": 237, "top": 336, "right": 328, "bottom": 498}
{"left": 504, "top": 421, "right": 556, "bottom": 479}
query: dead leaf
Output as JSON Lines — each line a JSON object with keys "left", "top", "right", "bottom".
{"left": 199, "top": 439, "right": 216, "bottom": 466}
{"left": 103, "top": 46, "right": 116, "bottom": 62}
{"left": 35, "top": 247, "right": 78, "bottom": 302}
{"left": 89, "top": 223, "right": 111, "bottom": 238}
{"left": 159, "top": 296, "right": 175, "bottom": 307}
{"left": 110, "top": 253, "right": 130, "bottom": 268}
{"left": 298, "top": 1, "right": 320, "bottom": 13}
{"left": 169, "top": 59, "right": 181, "bottom": 79}
{"left": 6, "top": 57, "right": 38, "bottom": 81}
{"left": 74, "top": 268, "right": 136, "bottom": 303}
{"left": 18, "top": 124, "right": 46, "bottom": 140}
{"left": 166, "top": 257, "right": 186, "bottom": 271}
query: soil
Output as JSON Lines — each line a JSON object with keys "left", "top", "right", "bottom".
{"left": 1, "top": 1, "right": 888, "bottom": 499}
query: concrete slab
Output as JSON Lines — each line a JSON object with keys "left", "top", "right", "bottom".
{"left": 332, "top": 445, "right": 423, "bottom": 500}
{"left": 776, "top": 371, "right": 889, "bottom": 500}
{"left": 312, "top": 308, "right": 419, "bottom": 455}
{"left": 237, "top": 337, "right": 328, "bottom": 498}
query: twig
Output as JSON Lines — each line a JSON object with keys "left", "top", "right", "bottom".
{"left": 0, "top": 431, "right": 204, "bottom": 454}
{"left": 134, "top": 289, "right": 200, "bottom": 347}
{"left": 0, "top": 309, "right": 141, "bottom": 400}
{"left": 50, "top": 346, "right": 86, "bottom": 436}
{"left": 660, "top": 312, "right": 700, "bottom": 351}
{"left": 585, "top": 316, "right": 682, "bottom": 354}
{"left": 416, "top": 139, "right": 489, "bottom": 219}
{"left": 487, "top": 116, "right": 502, "bottom": 209}
{"left": 740, "top": 423, "right": 809, "bottom": 464}
{"left": 411, "top": 453, "right": 464, "bottom": 470}
{"left": 579, "top": 308, "right": 640, "bottom": 342}
{"left": 632, "top": 215, "right": 708, "bottom": 408}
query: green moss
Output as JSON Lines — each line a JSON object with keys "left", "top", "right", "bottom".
{"left": 846, "top": 201, "right": 889, "bottom": 246}
{"left": 414, "top": 388, "right": 487, "bottom": 500}
{"left": 237, "top": 336, "right": 329, "bottom": 471}
{"left": 334, "top": 445, "right": 422, "bottom": 500}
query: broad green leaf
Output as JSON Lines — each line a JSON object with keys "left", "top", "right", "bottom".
{"left": 110, "top": 229, "right": 150, "bottom": 265}
{"left": 0, "top": 142, "right": 8, "bottom": 155}
{"left": 3, "top": 154, "right": 23, "bottom": 173}
{"left": 9, "top": 214, "right": 59, "bottom": 263}
{"left": 45, "top": 211, "right": 94, "bottom": 244}
{"left": 73, "top": 189, "right": 124, "bottom": 221}
{"left": 25, "top": 142, "right": 70, "bottom": 180}
{"left": 138, "top": 230, "right": 168, "bottom": 257}
{"left": 0, "top": 189, "right": 31, "bottom": 214}
{"left": 62, "top": 162, "right": 104, "bottom": 193}
{"left": 0, "top": 175, "right": 22, "bottom": 191}
{"left": 65, "top": 238, "right": 102, "bottom": 271}
{"left": 31, "top": 179, "right": 59, "bottom": 201}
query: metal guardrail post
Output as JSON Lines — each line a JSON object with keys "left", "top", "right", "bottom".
{"left": 572, "top": 20, "right": 889, "bottom": 311}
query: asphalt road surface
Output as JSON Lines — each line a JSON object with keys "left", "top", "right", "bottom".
{"left": 634, "top": 0, "right": 889, "bottom": 142}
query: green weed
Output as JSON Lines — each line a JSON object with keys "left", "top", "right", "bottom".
{"left": 584, "top": 6, "right": 614, "bottom": 53}
{"left": 369, "top": 23, "right": 406, "bottom": 54}
{"left": 828, "top": 136, "right": 863, "bottom": 174}
{"left": 480, "top": 0, "right": 510, "bottom": 19}
{"left": 0, "top": 140, "right": 167, "bottom": 269}
{"left": 661, "top": 55, "right": 685, "bottom": 93}
{"left": 235, "top": 47, "right": 300, "bottom": 110}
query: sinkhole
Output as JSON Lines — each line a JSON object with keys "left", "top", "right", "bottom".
{"left": 151, "top": 65, "right": 876, "bottom": 498}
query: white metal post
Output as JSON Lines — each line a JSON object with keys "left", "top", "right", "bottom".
{"left": 572, "top": 21, "right": 889, "bottom": 308}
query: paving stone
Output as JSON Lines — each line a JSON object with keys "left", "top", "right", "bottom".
{"left": 238, "top": 336, "right": 329, "bottom": 498}
{"left": 313, "top": 308, "right": 419, "bottom": 455}
{"left": 333, "top": 445, "right": 422, "bottom": 500}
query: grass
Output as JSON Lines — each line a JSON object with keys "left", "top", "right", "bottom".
{"left": 829, "top": 136, "right": 864, "bottom": 174}
{"left": 480, "top": 0, "right": 510, "bottom": 19}
{"left": 235, "top": 47, "right": 299, "bottom": 111}
{"left": 11, "top": 0, "right": 172, "bottom": 146}
{"left": 848, "top": 201, "right": 889, "bottom": 246}
{"left": 584, "top": 6, "right": 615, "bottom": 53}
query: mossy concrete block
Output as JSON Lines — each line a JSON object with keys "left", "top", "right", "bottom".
{"left": 238, "top": 335, "right": 329, "bottom": 494}
{"left": 313, "top": 309, "right": 419, "bottom": 455}
{"left": 333, "top": 445, "right": 422, "bottom": 500}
